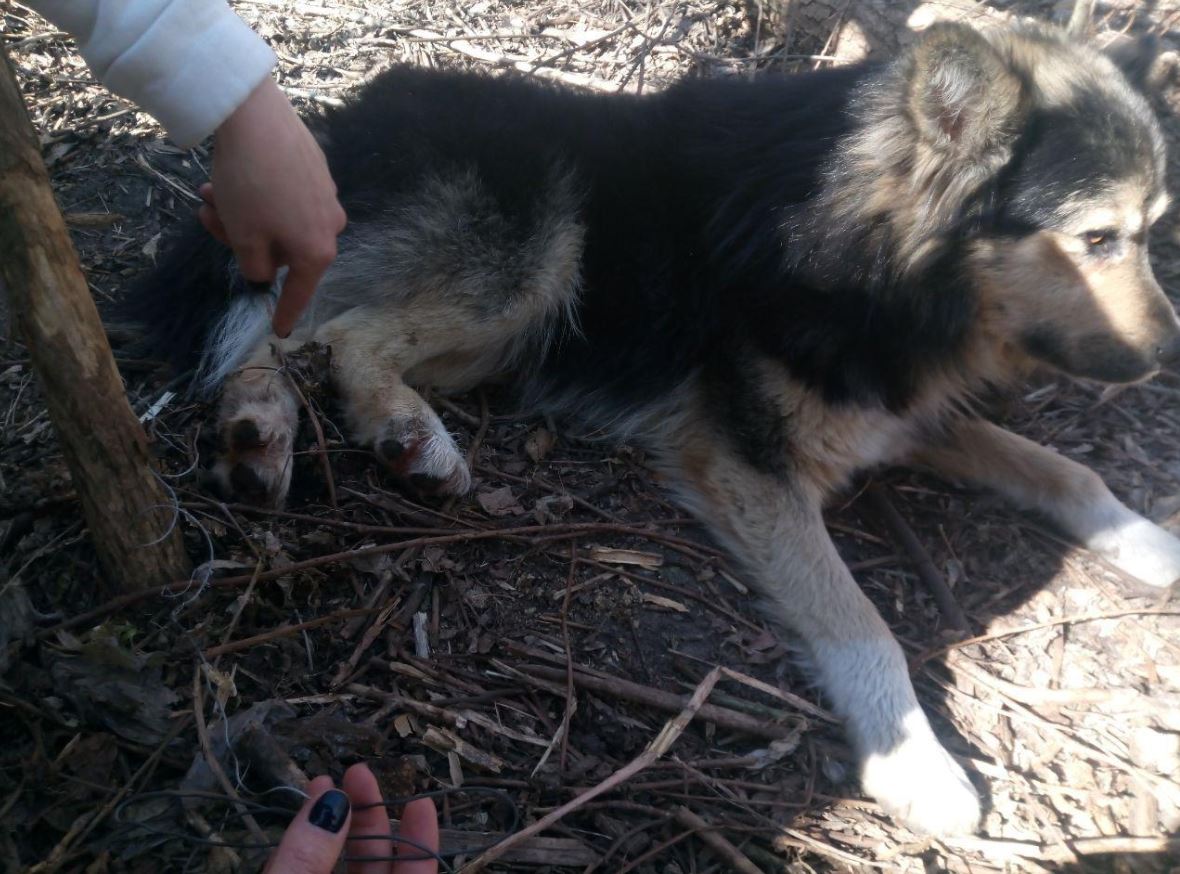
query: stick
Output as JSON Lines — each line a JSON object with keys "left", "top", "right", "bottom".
{"left": 866, "top": 486, "right": 970, "bottom": 632}
{"left": 914, "top": 607, "right": 1180, "bottom": 666}
{"left": 559, "top": 543, "right": 577, "bottom": 774}
{"left": 191, "top": 666, "right": 268, "bottom": 845}
{"left": 204, "top": 606, "right": 380, "bottom": 658}
{"left": 672, "top": 806, "right": 761, "bottom": 874}
{"left": 282, "top": 359, "right": 337, "bottom": 508}
{"left": 460, "top": 667, "right": 723, "bottom": 872}
{"left": 0, "top": 46, "right": 189, "bottom": 591}
{"left": 509, "top": 662, "right": 797, "bottom": 740}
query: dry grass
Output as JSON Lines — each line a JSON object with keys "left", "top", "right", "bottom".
{"left": 2, "top": 0, "right": 1180, "bottom": 871}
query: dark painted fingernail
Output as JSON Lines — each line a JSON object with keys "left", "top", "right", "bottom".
{"left": 308, "top": 789, "right": 350, "bottom": 833}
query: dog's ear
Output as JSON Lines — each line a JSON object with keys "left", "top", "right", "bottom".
{"left": 906, "top": 22, "right": 1025, "bottom": 165}
{"left": 1103, "top": 33, "right": 1161, "bottom": 93}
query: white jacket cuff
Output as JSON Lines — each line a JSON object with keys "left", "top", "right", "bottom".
{"left": 34, "top": 1, "right": 279, "bottom": 147}
{"left": 107, "top": 3, "right": 276, "bottom": 146}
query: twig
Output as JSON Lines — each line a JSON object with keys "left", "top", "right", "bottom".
{"left": 559, "top": 543, "right": 577, "bottom": 774}
{"left": 938, "top": 834, "right": 1180, "bottom": 863}
{"left": 191, "top": 665, "right": 268, "bottom": 845}
{"left": 947, "top": 651, "right": 1134, "bottom": 706}
{"left": 582, "top": 814, "right": 672, "bottom": 874}
{"left": 204, "top": 606, "right": 379, "bottom": 658}
{"left": 914, "top": 607, "right": 1180, "bottom": 666}
{"left": 615, "top": 829, "right": 699, "bottom": 874}
{"left": 349, "top": 682, "right": 550, "bottom": 749}
{"left": 466, "top": 389, "right": 490, "bottom": 468}
{"left": 718, "top": 666, "right": 837, "bottom": 723}
{"left": 212, "top": 558, "right": 263, "bottom": 666}
{"left": 866, "top": 486, "right": 970, "bottom": 632}
{"left": 279, "top": 353, "right": 337, "bottom": 509}
{"left": 507, "top": 661, "right": 797, "bottom": 740}
{"left": 672, "top": 806, "right": 761, "bottom": 874}
{"left": 460, "top": 667, "right": 722, "bottom": 872}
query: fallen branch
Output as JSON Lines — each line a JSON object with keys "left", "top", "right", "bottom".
{"left": 914, "top": 607, "right": 1180, "bottom": 666}
{"left": 866, "top": 486, "right": 969, "bottom": 632}
{"left": 191, "top": 666, "right": 267, "bottom": 846}
{"left": 460, "top": 667, "right": 723, "bottom": 872}
{"left": 507, "top": 661, "right": 799, "bottom": 741}
{"left": 204, "top": 606, "right": 380, "bottom": 658}
{"left": 672, "top": 806, "right": 761, "bottom": 874}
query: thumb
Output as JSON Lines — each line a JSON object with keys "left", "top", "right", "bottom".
{"left": 265, "top": 780, "right": 351, "bottom": 874}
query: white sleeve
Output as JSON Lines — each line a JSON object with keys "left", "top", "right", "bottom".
{"left": 21, "top": 1, "right": 277, "bottom": 147}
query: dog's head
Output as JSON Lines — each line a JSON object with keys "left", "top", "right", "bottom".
{"left": 968, "top": 26, "right": 1178, "bottom": 383}
{"left": 832, "top": 21, "right": 1179, "bottom": 385}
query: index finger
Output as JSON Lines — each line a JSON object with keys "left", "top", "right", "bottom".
{"left": 272, "top": 254, "right": 330, "bottom": 339}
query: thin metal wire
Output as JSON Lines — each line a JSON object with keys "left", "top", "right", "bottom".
{"left": 114, "top": 786, "right": 519, "bottom": 872}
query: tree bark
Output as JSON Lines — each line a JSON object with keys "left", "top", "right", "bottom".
{"left": 0, "top": 47, "right": 189, "bottom": 591}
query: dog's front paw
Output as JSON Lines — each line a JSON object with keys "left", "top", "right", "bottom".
{"left": 374, "top": 415, "right": 471, "bottom": 497}
{"left": 861, "top": 734, "right": 981, "bottom": 837}
{"left": 1088, "top": 516, "right": 1180, "bottom": 590}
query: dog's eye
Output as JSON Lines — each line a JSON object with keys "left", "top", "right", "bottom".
{"left": 1082, "top": 229, "right": 1117, "bottom": 251}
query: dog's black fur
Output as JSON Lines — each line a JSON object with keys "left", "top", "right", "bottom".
{"left": 129, "top": 62, "right": 980, "bottom": 459}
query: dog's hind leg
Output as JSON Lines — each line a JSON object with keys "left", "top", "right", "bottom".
{"left": 912, "top": 419, "right": 1180, "bottom": 590}
{"left": 666, "top": 440, "right": 982, "bottom": 837}
{"left": 211, "top": 339, "right": 301, "bottom": 507}
{"left": 321, "top": 324, "right": 472, "bottom": 497}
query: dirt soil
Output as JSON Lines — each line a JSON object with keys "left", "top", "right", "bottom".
{"left": 3, "top": 1, "right": 1180, "bottom": 872}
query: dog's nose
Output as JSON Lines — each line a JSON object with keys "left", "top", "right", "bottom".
{"left": 1160, "top": 335, "right": 1180, "bottom": 369}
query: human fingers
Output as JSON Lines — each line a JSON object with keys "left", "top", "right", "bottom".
{"left": 271, "top": 244, "right": 334, "bottom": 338}
{"left": 342, "top": 764, "right": 394, "bottom": 874}
{"left": 264, "top": 777, "right": 351, "bottom": 874}
{"left": 391, "top": 798, "right": 439, "bottom": 874}
{"left": 198, "top": 202, "right": 230, "bottom": 245}
{"left": 234, "top": 240, "right": 278, "bottom": 286}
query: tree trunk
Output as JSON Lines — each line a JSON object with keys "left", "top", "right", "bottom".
{"left": 0, "top": 47, "right": 190, "bottom": 591}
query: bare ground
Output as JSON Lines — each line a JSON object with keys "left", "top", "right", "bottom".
{"left": 2, "top": 1, "right": 1180, "bottom": 872}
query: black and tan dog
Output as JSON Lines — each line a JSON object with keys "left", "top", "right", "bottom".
{"left": 123, "top": 21, "right": 1180, "bottom": 835}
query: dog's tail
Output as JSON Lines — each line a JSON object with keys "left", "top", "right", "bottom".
{"left": 112, "top": 221, "right": 273, "bottom": 396}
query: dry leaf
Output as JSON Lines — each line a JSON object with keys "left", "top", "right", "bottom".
{"left": 525, "top": 427, "right": 556, "bottom": 463}
{"left": 477, "top": 486, "right": 524, "bottom": 516}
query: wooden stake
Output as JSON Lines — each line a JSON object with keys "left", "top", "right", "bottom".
{"left": 0, "top": 47, "right": 189, "bottom": 591}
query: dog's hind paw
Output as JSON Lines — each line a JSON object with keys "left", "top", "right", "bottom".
{"left": 212, "top": 414, "right": 296, "bottom": 508}
{"left": 374, "top": 414, "right": 471, "bottom": 497}
{"left": 861, "top": 734, "right": 981, "bottom": 837}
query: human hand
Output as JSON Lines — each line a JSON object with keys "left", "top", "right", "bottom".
{"left": 264, "top": 764, "right": 440, "bottom": 873}
{"left": 198, "top": 76, "right": 347, "bottom": 338}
